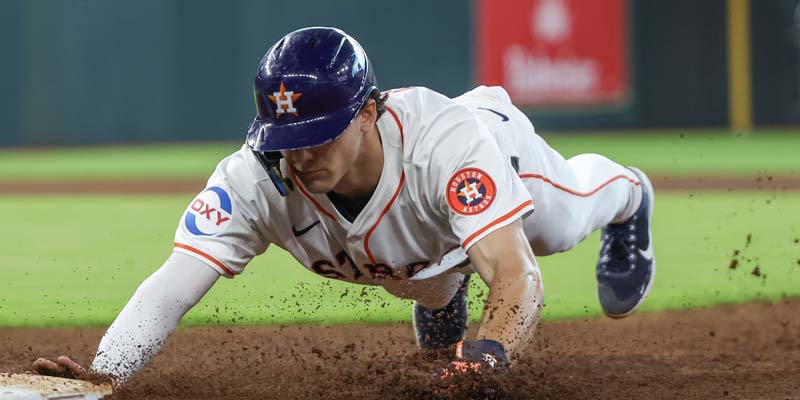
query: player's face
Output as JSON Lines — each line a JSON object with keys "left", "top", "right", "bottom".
{"left": 283, "top": 100, "right": 379, "bottom": 194}
{"left": 283, "top": 116, "right": 364, "bottom": 194}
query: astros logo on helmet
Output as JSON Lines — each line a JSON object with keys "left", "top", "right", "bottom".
{"left": 268, "top": 82, "right": 302, "bottom": 117}
{"left": 446, "top": 168, "right": 496, "bottom": 215}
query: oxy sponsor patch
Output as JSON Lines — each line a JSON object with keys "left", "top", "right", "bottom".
{"left": 446, "top": 168, "right": 496, "bottom": 215}
{"left": 184, "top": 186, "right": 232, "bottom": 236}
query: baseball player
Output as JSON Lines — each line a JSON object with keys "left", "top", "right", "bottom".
{"left": 33, "top": 27, "right": 655, "bottom": 384}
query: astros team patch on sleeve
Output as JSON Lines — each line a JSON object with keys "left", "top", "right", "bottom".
{"left": 184, "top": 186, "right": 233, "bottom": 236}
{"left": 446, "top": 168, "right": 496, "bottom": 215}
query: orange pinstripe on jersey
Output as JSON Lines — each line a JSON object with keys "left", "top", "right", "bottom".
{"left": 363, "top": 105, "right": 405, "bottom": 264}
{"left": 518, "top": 173, "right": 640, "bottom": 197}
{"left": 384, "top": 106, "right": 405, "bottom": 145}
{"left": 364, "top": 172, "right": 406, "bottom": 264}
{"left": 289, "top": 169, "right": 337, "bottom": 221}
{"left": 174, "top": 242, "right": 236, "bottom": 276}
{"left": 461, "top": 200, "right": 534, "bottom": 249}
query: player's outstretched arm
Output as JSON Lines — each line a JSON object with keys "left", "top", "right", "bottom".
{"left": 466, "top": 219, "right": 544, "bottom": 363}
{"left": 33, "top": 251, "right": 220, "bottom": 385}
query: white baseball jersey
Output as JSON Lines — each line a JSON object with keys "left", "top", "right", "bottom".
{"left": 173, "top": 86, "right": 642, "bottom": 284}
{"left": 91, "top": 86, "right": 643, "bottom": 384}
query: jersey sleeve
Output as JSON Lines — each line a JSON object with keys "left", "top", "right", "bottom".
{"left": 424, "top": 99, "right": 534, "bottom": 251}
{"left": 173, "top": 150, "right": 270, "bottom": 277}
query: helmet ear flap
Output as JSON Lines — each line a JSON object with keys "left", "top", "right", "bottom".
{"left": 251, "top": 150, "right": 294, "bottom": 197}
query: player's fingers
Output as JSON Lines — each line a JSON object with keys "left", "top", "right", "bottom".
{"left": 56, "top": 356, "right": 85, "bottom": 374}
{"left": 32, "top": 358, "right": 64, "bottom": 375}
{"left": 451, "top": 361, "right": 480, "bottom": 373}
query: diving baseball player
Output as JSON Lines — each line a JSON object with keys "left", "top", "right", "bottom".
{"left": 33, "top": 27, "right": 655, "bottom": 383}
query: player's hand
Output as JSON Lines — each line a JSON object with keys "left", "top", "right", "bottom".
{"left": 30, "top": 356, "right": 119, "bottom": 389}
{"left": 437, "top": 339, "right": 510, "bottom": 379}
{"left": 30, "top": 356, "right": 86, "bottom": 379}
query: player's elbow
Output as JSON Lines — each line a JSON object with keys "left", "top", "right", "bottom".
{"left": 132, "top": 256, "right": 217, "bottom": 317}
{"left": 508, "top": 261, "right": 543, "bottom": 292}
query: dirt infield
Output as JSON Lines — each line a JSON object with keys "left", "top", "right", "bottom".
{"left": 1, "top": 173, "right": 799, "bottom": 194}
{"left": 3, "top": 300, "right": 799, "bottom": 399}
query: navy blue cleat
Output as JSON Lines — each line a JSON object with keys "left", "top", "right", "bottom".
{"left": 596, "top": 167, "right": 656, "bottom": 319}
{"left": 413, "top": 275, "right": 470, "bottom": 349}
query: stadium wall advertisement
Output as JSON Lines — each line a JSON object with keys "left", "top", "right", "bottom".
{"left": 476, "top": 0, "right": 630, "bottom": 108}
{"left": 0, "top": 0, "right": 797, "bottom": 146}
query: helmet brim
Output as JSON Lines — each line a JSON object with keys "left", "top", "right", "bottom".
{"left": 246, "top": 98, "right": 362, "bottom": 153}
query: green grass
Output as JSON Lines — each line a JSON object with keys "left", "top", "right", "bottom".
{"left": 2, "top": 129, "right": 798, "bottom": 327}
{"left": 0, "top": 143, "right": 240, "bottom": 180}
{"left": 2, "top": 191, "right": 798, "bottom": 327}
{"left": 0, "top": 130, "right": 798, "bottom": 180}
{"left": 546, "top": 130, "right": 800, "bottom": 175}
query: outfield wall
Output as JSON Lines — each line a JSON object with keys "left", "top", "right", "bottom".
{"left": 0, "top": 0, "right": 797, "bottom": 146}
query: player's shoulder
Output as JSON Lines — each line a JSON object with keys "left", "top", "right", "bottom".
{"left": 452, "top": 85, "right": 514, "bottom": 107}
{"left": 385, "top": 88, "right": 490, "bottom": 164}
{"left": 383, "top": 86, "right": 457, "bottom": 116}
{"left": 385, "top": 85, "right": 513, "bottom": 110}
{"left": 206, "top": 145, "right": 271, "bottom": 196}
{"left": 213, "top": 145, "right": 257, "bottom": 178}
{"left": 384, "top": 86, "right": 447, "bottom": 100}
{"left": 384, "top": 87, "right": 481, "bottom": 143}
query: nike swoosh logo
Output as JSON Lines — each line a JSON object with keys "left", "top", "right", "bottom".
{"left": 478, "top": 107, "right": 509, "bottom": 121}
{"left": 292, "top": 220, "right": 320, "bottom": 237}
{"left": 638, "top": 240, "right": 654, "bottom": 261}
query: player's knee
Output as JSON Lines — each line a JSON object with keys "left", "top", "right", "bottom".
{"left": 530, "top": 215, "right": 586, "bottom": 255}
{"left": 382, "top": 273, "right": 464, "bottom": 309}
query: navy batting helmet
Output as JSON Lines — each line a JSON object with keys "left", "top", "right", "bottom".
{"left": 246, "top": 27, "right": 378, "bottom": 154}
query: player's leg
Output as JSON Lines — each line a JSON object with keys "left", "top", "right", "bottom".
{"left": 459, "top": 86, "right": 654, "bottom": 318}
{"left": 382, "top": 272, "right": 470, "bottom": 349}
{"left": 412, "top": 274, "right": 470, "bottom": 349}
{"left": 519, "top": 147, "right": 655, "bottom": 318}
{"left": 459, "top": 87, "right": 643, "bottom": 255}
{"left": 596, "top": 166, "right": 655, "bottom": 318}
{"left": 520, "top": 150, "right": 643, "bottom": 255}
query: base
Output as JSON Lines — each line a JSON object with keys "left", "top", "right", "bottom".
{"left": 0, "top": 373, "right": 112, "bottom": 399}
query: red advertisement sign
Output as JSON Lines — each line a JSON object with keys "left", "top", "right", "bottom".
{"left": 477, "top": 0, "right": 630, "bottom": 107}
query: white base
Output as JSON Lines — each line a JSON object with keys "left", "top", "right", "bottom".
{"left": 0, "top": 373, "right": 112, "bottom": 400}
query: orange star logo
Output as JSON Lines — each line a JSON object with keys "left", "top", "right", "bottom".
{"left": 267, "top": 82, "right": 302, "bottom": 118}
{"left": 458, "top": 180, "right": 484, "bottom": 203}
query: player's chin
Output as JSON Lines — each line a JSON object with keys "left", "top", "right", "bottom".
{"left": 297, "top": 172, "right": 334, "bottom": 193}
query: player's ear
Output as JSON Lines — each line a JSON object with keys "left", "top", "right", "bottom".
{"left": 357, "top": 99, "right": 377, "bottom": 131}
